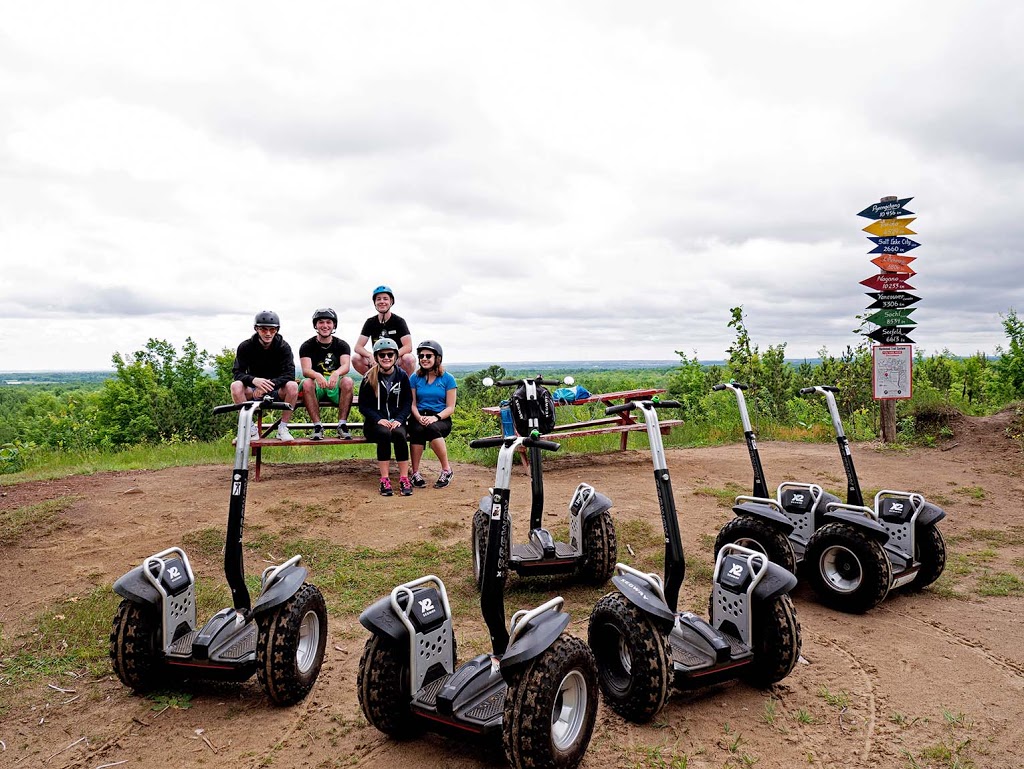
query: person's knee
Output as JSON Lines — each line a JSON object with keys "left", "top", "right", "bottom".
{"left": 340, "top": 377, "right": 354, "bottom": 394}
{"left": 230, "top": 381, "right": 246, "bottom": 402}
{"left": 282, "top": 380, "right": 299, "bottom": 399}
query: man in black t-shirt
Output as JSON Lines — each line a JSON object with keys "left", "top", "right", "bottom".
{"left": 352, "top": 285, "right": 415, "bottom": 375}
{"left": 299, "top": 308, "right": 355, "bottom": 440}
{"left": 231, "top": 310, "right": 298, "bottom": 441}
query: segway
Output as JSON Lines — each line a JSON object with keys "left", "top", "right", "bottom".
{"left": 588, "top": 399, "right": 801, "bottom": 724}
{"left": 358, "top": 432, "right": 598, "bottom": 769}
{"left": 798, "top": 385, "right": 946, "bottom": 612}
{"left": 712, "top": 380, "right": 843, "bottom": 573}
{"left": 469, "top": 375, "right": 616, "bottom": 587}
{"left": 109, "top": 399, "right": 328, "bottom": 706}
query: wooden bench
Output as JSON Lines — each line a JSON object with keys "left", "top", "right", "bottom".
{"left": 481, "top": 388, "right": 683, "bottom": 454}
{"left": 246, "top": 398, "right": 368, "bottom": 481}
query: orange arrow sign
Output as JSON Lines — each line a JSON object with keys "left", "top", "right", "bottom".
{"left": 863, "top": 217, "right": 916, "bottom": 236}
{"left": 871, "top": 254, "right": 917, "bottom": 275}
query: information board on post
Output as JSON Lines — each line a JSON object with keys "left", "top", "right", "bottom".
{"left": 872, "top": 344, "right": 913, "bottom": 400}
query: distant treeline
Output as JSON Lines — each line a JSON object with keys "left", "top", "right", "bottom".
{"left": 2, "top": 307, "right": 1021, "bottom": 474}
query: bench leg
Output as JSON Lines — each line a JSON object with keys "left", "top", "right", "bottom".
{"left": 620, "top": 430, "right": 628, "bottom": 451}
{"left": 254, "top": 446, "right": 262, "bottom": 481}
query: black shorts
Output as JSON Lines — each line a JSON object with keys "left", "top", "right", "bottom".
{"left": 409, "top": 411, "right": 452, "bottom": 445}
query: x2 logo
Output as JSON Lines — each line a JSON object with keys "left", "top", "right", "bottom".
{"left": 418, "top": 598, "right": 435, "bottom": 617}
{"left": 728, "top": 563, "right": 744, "bottom": 579}
{"left": 168, "top": 566, "right": 183, "bottom": 582}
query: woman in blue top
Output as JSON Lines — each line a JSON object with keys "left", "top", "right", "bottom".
{"left": 408, "top": 340, "right": 458, "bottom": 489}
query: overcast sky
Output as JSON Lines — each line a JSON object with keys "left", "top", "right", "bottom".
{"left": 2, "top": 1, "right": 1021, "bottom": 372}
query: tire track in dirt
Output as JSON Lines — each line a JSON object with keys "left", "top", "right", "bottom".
{"left": 879, "top": 609, "right": 1024, "bottom": 681}
{"left": 812, "top": 633, "right": 878, "bottom": 767}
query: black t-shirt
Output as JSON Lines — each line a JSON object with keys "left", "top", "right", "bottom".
{"left": 299, "top": 336, "right": 352, "bottom": 375}
{"left": 359, "top": 313, "right": 411, "bottom": 347}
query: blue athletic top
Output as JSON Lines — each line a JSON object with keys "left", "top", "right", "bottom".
{"left": 410, "top": 371, "right": 457, "bottom": 413}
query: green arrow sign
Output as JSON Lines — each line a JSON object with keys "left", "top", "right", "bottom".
{"left": 866, "top": 308, "right": 917, "bottom": 327}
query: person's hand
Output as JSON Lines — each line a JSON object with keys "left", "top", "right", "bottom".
{"left": 327, "top": 373, "right": 339, "bottom": 389}
{"left": 253, "top": 377, "right": 272, "bottom": 395}
{"left": 315, "top": 373, "right": 328, "bottom": 388}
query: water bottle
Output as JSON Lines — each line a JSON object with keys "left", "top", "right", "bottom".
{"left": 500, "top": 400, "right": 516, "bottom": 437}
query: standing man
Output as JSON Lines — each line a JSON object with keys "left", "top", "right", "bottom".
{"left": 299, "top": 307, "right": 355, "bottom": 440}
{"left": 231, "top": 310, "right": 298, "bottom": 441}
{"left": 352, "top": 285, "right": 415, "bottom": 376}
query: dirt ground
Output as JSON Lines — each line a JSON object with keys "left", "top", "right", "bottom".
{"left": 1, "top": 411, "right": 1022, "bottom": 769}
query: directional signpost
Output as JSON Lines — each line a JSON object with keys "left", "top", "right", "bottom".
{"left": 858, "top": 195, "right": 920, "bottom": 440}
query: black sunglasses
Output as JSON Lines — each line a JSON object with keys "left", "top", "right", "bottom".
{"left": 418, "top": 353, "right": 435, "bottom": 359}
{"left": 377, "top": 351, "right": 397, "bottom": 359}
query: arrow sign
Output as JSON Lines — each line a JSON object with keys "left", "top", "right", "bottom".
{"left": 863, "top": 218, "right": 916, "bottom": 237}
{"left": 868, "top": 327, "right": 916, "bottom": 345}
{"left": 858, "top": 197, "right": 914, "bottom": 220}
{"left": 871, "top": 254, "right": 916, "bottom": 275}
{"left": 865, "top": 308, "right": 917, "bottom": 327}
{"left": 861, "top": 273, "right": 915, "bottom": 291}
{"left": 866, "top": 291, "right": 922, "bottom": 309}
{"left": 868, "top": 236, "right": 921, "bottom": 254}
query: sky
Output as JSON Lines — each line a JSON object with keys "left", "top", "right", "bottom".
{"left": 1, "top": 1, "right": 1022, "bottom": 372}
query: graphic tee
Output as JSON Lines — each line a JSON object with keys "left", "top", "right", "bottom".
{"left": 299, "top": 337, "right": 351, "bottom": 375}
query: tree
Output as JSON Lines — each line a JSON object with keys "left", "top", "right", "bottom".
{"left": 993, "top": 309, "right": 1024, "bottom": 400}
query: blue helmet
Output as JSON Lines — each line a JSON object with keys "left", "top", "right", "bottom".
{"left": 371, "top": 285, "right": 394, "bottom": 303}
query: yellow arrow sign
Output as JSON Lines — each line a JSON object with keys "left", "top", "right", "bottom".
{"left": 862, "top": 217, "right": 916, "bottom": 236}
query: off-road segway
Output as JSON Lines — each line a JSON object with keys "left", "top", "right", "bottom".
{"left": 712, "top": 380, "right": 844, "bottom": 573}
{"left": 797, "top": 385, "right": 947, "bottom": 612}
{"left": 588, "top": 399, "right": 801, "bottom": 723}
{"left": 469, "top": 375, "right": 616, "bottom": 587}
{"left": 358, "top": 432, "right": 598, "bottom": 769}
{"left": 109, "top": 398, "right": 328, "bottom": 706}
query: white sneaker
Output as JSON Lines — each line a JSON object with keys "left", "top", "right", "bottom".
{"left": 249, "top": 424, "right": 259, "bottom": 440}
{"left": 277, "top": 424, "right": 294, "bottom": 441}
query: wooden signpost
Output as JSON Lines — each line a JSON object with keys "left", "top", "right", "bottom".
{"left": 858, "top": 195, "right": 920, "bottom": 441}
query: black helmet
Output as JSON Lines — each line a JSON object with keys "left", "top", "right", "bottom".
{"left": 373, "top": 337, "right": 400, "bottom": 356}
{"left": 416, "top": 339, "right": 443, "bottom": 358}
{"left": 312, "top": 307, "right": 338, "bottom": 328}
{"left": 372, "top": 285, "right": 395, "bottom": 303}
{"left": 254, "top": 310, "right": 280, "bottom": 328}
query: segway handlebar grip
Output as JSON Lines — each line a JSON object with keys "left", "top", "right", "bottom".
{"left": 523, "top": 437, "right": 560, "bottom": 451}
{"left": 470, "top": 436, "right": 511, "bottom": 449}
{"left": 799, "top": 387, "right": 816, "bottom": 395}
{"left": 653, "top": 400, "right": 682, "bottom": 409}
{"left": 713, "top": 382, "right": 747, "bottom": 391}
{"left": 605, "top": 402, "right": 635, "bottom": 415}
{"left": 213, "top": 402, "right": 247, "bottom": 415}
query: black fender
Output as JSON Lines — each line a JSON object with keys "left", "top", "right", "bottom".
{"left": 359, "top": 595, "right": 409, "bottom": 642}
{"left": 252, "top": 565, "right": 308, "bottom": 616}
{"left": 580, "top": 490, "right": 613, "bottom": 521}
{"left": 611, "top": 573, "right": 675, "bottom": 626}
{"left": 112, "top": 566, "right": 161, "bottom": 606}
{"left": 823, "top": 508, "right": 890, "bottom": 542}
{"left": 752, "top": 561, "right": 798, "bottom": 602}
{"left": 732, "top": 501, "right": 796, "bottom": 535}
{"left": 917, "top": 501, "right": 946, "bottom": 527}
{"left": 500, "top": 610, "right": 570, "bottom": 674}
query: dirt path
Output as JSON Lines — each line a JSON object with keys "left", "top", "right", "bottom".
{"left": 1, "top": 411, "right": 1022, "bottom": 768}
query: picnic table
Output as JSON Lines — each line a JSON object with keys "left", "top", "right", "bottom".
{"left": 481, "top": 388, "right": 683, "bottom": 452}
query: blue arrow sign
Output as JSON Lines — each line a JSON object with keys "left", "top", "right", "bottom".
{"left": 858, "top": 197, "right": 914, "bottom": 220}
{"left": 867, "top": 236, "right": 921, "bottom": 254}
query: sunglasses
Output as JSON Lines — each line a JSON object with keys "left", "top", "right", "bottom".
{"left": 377, "top": 352, "right": 397, "bottom": 359}
{"left": 418, "top": 353, "right": 435, "bottom": 359}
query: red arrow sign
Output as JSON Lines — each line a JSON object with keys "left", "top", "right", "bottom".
{"left": 860, "top": 273, "right": 915, "bottom": 291}
{"left": 870, "top": 254, "right": 917, "bottom": 275}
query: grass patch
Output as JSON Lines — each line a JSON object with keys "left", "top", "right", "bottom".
{"left": 817, "top": 685, "right": 850, "bottom": 709}
{"left": 0, "top": 495, "right": 77, "bottom": 546}
{"left": 976, "top": 572, "right": 1024, "bottom": 597}
{"left": 953, "top": 486, "right": 986, "bottom": 500}
{"left": 963, "top": 527, "right": 1024, "bottom": 547}
{"left": 691, "top": 482, "right": 745, "bottom": 508}
{"left": 429, "top": 519, "right": 464, "bottom": 539}
{"left": 0, "top": 587, "right": 121, "bottom": 687}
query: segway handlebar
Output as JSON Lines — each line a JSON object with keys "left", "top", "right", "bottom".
{"left": 482, "top": 375, "right": 574, "bottom": 388}
{"left": 713, "top": 382, "right": 748, "bottom": 391}
{"left": 605, "top": 399, "right": 681, "bottom": 415}
{"left": 469, "top": 436, "right": 561, "bottom": 451}
{"left": 799, "top": 385, "right": 840, "bottom": 395}
{"left": 212, "top": 399, "right": 295, "bottom": 415}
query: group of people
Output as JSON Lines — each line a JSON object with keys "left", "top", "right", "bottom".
{"left": 229, "top": 285, "right": 457, "bottom": 496}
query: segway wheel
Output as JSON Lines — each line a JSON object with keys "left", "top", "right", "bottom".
{"left": 357, "top": 634, "right": 418, "bottom": 736}
{"left": 110, "top": 599, "right": 163, "bottom": 692}
{"left": 742, "top": 594, "right": 801, "bottom": 686}
{"left": 587, "top": 592, "right": 671, "bottom": 723}
{"left": 714, "top": 515, "right": 797, "bottom": 574}
{"left": 804, "top": 523, "right": 891, "bottom": 613}
{"left": 578, "top": 510, "right": 617, "bottom": 584}
{"left": 256, "top": 583, "right": 328, "bottom": 705}
{"left": 909, "top": 524, "right": 946, "bottom": 590}
{"left": 472, "top": 507, "right": 508, "bottom": 591}
{"left": 503, "top": 634, "right": 598, "bottom": 769}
